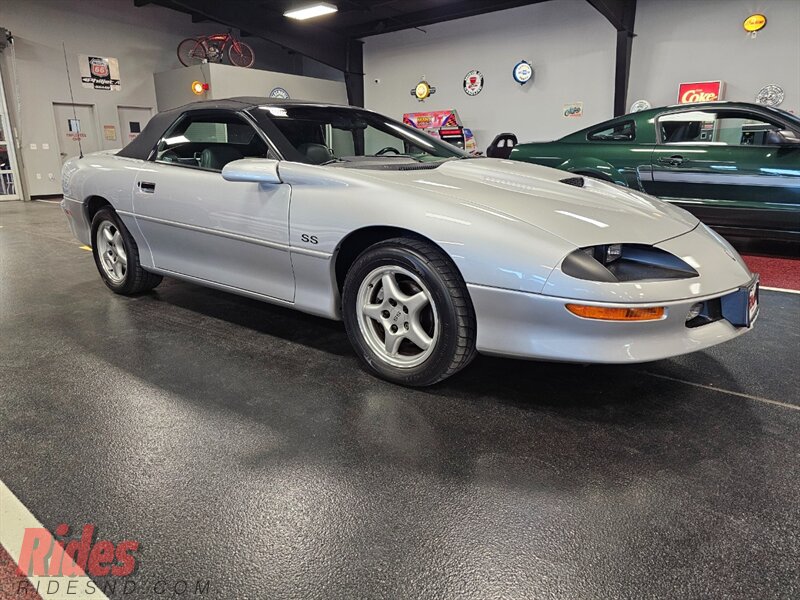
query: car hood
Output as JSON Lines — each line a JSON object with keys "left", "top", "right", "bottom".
{"left": 355, "top": 158, "right": 699, "bottom": 247}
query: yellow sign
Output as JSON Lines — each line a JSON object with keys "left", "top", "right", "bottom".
{"left": 743, "top": 13, "right": 766, "bottom": 33}
{"left": 415, "top": 81, "right": 431, "bottom": 101}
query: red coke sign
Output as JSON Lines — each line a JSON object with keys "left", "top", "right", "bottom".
{"left": 677, "top": 81, "right": 725, "bottom": 104}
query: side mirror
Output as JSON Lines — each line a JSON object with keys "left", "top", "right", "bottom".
{"left": 222, "top": 159, "right": 282, "bottom": 184}
{"left": 775, "top": 129, "right": 800, "bottom": 146}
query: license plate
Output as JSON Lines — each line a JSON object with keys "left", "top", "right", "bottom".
{"left": 747, "top": 278, "right": 759, "bottom": 326}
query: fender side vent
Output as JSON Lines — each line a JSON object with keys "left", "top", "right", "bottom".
{"left": 560, "top": 176, "right": 585, "bottom": 188}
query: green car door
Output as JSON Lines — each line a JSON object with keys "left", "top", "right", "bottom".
{"left": 508, "top": 102, "right": 799, "bottom": 249}
{"left": 646, "top": 106, "right": 800, "bottom": 241}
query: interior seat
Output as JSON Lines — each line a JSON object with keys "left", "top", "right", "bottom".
{"left": 200, "top": 146, "right": 244, "bottom": 170}
{"left": 666, "top": 121, "right": 701, "bottom": 143}
{"left": 486, "top": 133, "right": 518, "bottom": 159}
{"left": 297, "top": 143, "right": 334, "bottom": 165}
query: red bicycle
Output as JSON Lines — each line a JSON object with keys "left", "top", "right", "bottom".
{"left": 178, "top": 30, "right": 255, "bottom": 68}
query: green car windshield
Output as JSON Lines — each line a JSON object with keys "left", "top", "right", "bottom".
{"left": 251, "top": 105, "right": 467, "bottom": 165}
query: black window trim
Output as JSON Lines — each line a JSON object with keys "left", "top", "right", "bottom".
{"left": 586, "top": 119, "right": 637, "bottom": 143}
{"left": 655, "top": 107, "right": 797, "bottom": 147}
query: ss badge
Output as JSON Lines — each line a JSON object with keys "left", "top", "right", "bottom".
{"left": 300, "top": 234, "right": 318, "bottom": 244}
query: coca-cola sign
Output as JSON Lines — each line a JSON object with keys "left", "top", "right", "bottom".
{"left": 677, "top": 81, "right": 725, "bottom": 104}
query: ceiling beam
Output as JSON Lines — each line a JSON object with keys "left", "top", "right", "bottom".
{"left": 343, "top": 0, "right": 551, "bottom": 38}
{"left": 586, "top": 0, "right": 635, "bottom": 31}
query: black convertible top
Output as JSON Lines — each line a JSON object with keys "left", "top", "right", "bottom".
{"left": 116, "top": 97, "right": 343, "bottom": 160}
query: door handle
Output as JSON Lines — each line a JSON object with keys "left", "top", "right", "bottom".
{"left": 657, "top": 155, "right": 685, "bottom": 167}
{"left": 138, "top": 181, "right": 156, "bottom": 193}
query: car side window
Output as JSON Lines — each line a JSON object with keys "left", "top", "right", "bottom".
{"left": 155, "top": 111, "right": 275, "bottom": 171}
{"left": 658, "top": 110, "right": 784, "bottom": 146}
{"left": 587, "top": 120, "right": 635, "bottom": 142}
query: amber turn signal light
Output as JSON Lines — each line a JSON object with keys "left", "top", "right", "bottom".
{"left": 566, "top": 304, "right": 665, "bottom": 321}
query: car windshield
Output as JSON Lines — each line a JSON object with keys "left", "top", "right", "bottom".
{"left": 250, "top": 104, "right": 467, "bottom": 166}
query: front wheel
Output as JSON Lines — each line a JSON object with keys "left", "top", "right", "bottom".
{"left": 342, "top": 238, "right": 476, "bottom": 386}
{"left": 91, "top": 207, "right": 162, "bottom": 295}
{"left": 228, "top": 41, "right": 255, "bottom": 68}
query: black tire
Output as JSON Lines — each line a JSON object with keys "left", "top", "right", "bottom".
{"left": 342, "top": 238, "right": 477, "bottom": 386}
{"left": 228, "top": 41, "right": 255, "bottom": 68}
{"left": 177, "top": 38, "right": 206, "bottom": 67}
{"left": 91, "top": 207, "right": 162, "bottom": 295}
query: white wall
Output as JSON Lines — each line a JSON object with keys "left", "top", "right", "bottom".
{"left": 363, "top": 0, "right": 617, "bottom": 150}
{"left": 628, "top": 0, "right": 800, "bottom": 113}
{"left": 154, "top": 63, "right": 348, "bottom": 111}
{"left": 0, "top": 0, "right": 334, "bottom": 197}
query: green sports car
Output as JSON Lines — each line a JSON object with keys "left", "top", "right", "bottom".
{"left": 510, "top": 101, "right": 800, "bottom": 252}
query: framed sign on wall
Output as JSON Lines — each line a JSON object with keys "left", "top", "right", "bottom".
{"left": 677, "top": 81, "right": 725, "bottom": 103}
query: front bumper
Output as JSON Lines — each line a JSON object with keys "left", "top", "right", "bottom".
{"left": 61, "top": 196, "right": 91, "bottom": 246}
{"left": 468, "top": 283, "right": 755, "bottom": 363}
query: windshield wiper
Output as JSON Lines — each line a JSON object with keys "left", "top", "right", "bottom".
{"left": 320, "top": 157, "right": 349, "bottom": 165}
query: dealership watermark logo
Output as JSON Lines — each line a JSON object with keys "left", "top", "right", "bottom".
{"left": 12, "top": 524, "right": 211, "bottom": 597}
{"left": 18, "top": 524, "right": 138, "bottom": 578}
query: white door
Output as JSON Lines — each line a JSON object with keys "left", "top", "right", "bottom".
{"left": 117, "top": 106, "right": 153, "bottom": 144}
{"left": 53, "top": 103, "right": 100, "bottom": 164}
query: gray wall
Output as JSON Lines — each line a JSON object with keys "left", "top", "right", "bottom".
{"left": 363, "top": 0, "right": 617, "bottom": 150}
{"left": 628, "top": 0, "right": 800, "bottom": 113}
{"left": 0, "top": 0, "right": 337, "bottom": 197}
{"left": 154, "top": 63, "right": 348, "bottom": 111}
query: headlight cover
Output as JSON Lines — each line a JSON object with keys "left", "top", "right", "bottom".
{"left": 563, "top": 244, "right": 699, "bottom": 282}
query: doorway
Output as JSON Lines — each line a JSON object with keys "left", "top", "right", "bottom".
{"left": 53, "top": 103, "right": 100, "bottom": 165}
{"left": 0, "top": 64, "right": 20, "bottom": 200}
{"left": 117, "top": 106, "right": 153, "bottom": 144}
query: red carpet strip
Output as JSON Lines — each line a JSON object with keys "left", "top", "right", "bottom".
{"left": 0, "top": 545, "right": 43, "bottom": 600}
{"left": 742, "top": 255, "right": 800, "bottom": 291}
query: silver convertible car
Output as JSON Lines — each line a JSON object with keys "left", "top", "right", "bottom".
{"left": 61, "top": 98, "right": 759, "bottom": 386}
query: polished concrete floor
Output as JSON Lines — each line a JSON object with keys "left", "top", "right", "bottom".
{"left": 1, "top": 201, "right": 799, "bottom": 599}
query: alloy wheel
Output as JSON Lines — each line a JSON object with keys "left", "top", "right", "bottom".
{"left": 95, "top": 220, "right": 127, "bottom": 284}
{"left": 356, "top": 265, "right": 439, "bottom": 368}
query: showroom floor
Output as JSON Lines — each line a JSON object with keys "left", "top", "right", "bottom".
{"left": 1, "top": 201, "right": 799, "bottom": 599}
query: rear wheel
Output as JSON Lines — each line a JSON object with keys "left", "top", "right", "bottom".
{"left": 342, "top": 238, "right": 476, "bottom": 386}
{"left": 228, "top": 41, "right": 255, "bottom": 68}
{"left": 91, "top": 207, "right": 162, "bottom": 295}
{"left": 177, "top": 38, "right": 206, "bottom": 67}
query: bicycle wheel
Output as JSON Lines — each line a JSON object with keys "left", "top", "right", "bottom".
{"left": 228, "top": 40, "right": 255, "bottom": 68}
{"left": 177, "top": 38, "right": 206, "bottom": 67}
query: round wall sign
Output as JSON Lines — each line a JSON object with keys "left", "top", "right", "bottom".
{"left": 463, "top": 70, "right": 484, "bottom": 96}
{"left": 743, "top": 13, "right": 767, "bottom": 33}
{"left": 410, "top": 79, "right": 436, "bottom": 101}
{"left": 512, "top": 60, "right": 533, "bottom": 85}
{"left": 630, "top": 99, "right": 651, "bottom": 112}
{"left": 755, "top": 84, "right": 784, "bottom": 106}
{"left": 269, "top": 87, "right": 290, "bottom": 99}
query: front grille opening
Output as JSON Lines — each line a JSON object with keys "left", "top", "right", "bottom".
{"left": 686, "top": 298, "right": 723, "bottom": 328}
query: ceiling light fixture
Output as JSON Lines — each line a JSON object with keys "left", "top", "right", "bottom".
{"left": 284, "top": 2, "right": 338, "bottom": 20}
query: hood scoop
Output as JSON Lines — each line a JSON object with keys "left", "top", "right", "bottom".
{"left": 559, "top": 176, "right": 585, "bottom": 188}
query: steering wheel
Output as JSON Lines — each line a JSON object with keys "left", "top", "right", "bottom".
{"left": 375, "top": 146, "right": 401, "bottom": 156}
